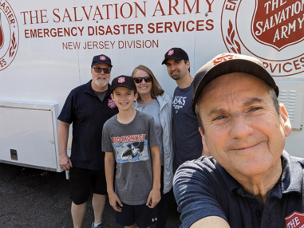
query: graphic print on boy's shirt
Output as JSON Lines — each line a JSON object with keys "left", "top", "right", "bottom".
{"left": 111, "top": 134, "right": 149, "bottom": 163}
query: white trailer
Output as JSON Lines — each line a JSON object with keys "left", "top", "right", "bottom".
{"left": 0, "top": 0, "right": 303, "bottom": 171}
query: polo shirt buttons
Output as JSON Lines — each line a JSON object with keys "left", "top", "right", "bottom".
{"left": 255, "top": 210, "right": 262, "bottom": 217}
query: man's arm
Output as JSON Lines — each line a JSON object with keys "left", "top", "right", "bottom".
{"left": 58, "top": 121, "right": 72, "bottom": 170}
{"left": 191, "top": 216, "right": 230, "bottom": 228}
{"left": 146, "top": 145, "right": 161, "bottom": 208}
{"left": 104, "top": 152, "right": 123, "bottom": 212}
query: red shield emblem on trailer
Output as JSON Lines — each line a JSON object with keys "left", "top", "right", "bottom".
{"left": 108, "top": 99, "right": 116, "bottom": 109}
{"left": 285, "top": 211, "right": 304, "bottom": 228}
{"left": 251, "top": 0, "right": 304, "bottom": 51}
{"left": 0, "top": 0, "right": 19, "bottom": 71}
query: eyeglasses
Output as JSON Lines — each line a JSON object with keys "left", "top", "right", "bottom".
{"left": 133, "top": 76, "right": 152, "bottom": 84}
{"left": 93, "top": 67, "right": 111, "bottom": 74}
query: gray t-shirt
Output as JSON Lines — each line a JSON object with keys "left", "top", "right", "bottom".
{"left": 102, "top": 111, "right": 159, "bottom": 205}
{"left": 94, "top": 90, "right": 107, "bottom": 102}
{"left": 135, "top": 99, "right": 164, "bottom": 165}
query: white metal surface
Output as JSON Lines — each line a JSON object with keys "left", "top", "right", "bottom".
{"left": 0, "top": 101, "right": 59, "bottom": 171}
{"left": 0, "top": 0, "right": 303, "bottom": 169}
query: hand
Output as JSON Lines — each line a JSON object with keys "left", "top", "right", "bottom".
{"left": 108, "top": 192, "right": 123, "bottom": 212}
{"left": 146, "top": 188, "right": 161, "bottom": 208}
{"left": 59, "top": 154, "right": 72, "bottom": 170}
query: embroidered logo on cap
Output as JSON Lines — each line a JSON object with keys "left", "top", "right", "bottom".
{"left": 118, "top": 77, "right": 125, "bottom": 83}
{"left": 168, "top": 50, "right": 174, "bottom": 56}
{"left": 285, "top": 211, "right": 304, "bottom": 228}
{"left": 213, "top": 54, "right": 234, "bottom": 65}
{"left": 108, "top": 99, "right": 116, "bottom": 109}
{"left": 100, "top": 56, "right": 106, "bottom": 61}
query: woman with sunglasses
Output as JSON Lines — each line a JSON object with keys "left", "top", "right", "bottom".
{"left": 132, "top": 65, "right": 173, "bottom": 228}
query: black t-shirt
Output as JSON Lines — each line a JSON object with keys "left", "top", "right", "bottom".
{"left": 58, "top": 80, "right": 118, "bottom": 170}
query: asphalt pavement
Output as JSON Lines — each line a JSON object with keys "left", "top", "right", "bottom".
{"left": 0, "top": 163, "right": 181, "bottom": 228}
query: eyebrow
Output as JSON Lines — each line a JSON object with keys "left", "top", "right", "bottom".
{"left": 166, "top": 60, "right": 180, "bottom": 65}
{"left": 207, "top": 97, "right": 264, "bottom": 117}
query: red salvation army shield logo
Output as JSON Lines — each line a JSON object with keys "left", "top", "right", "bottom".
{"left": 108, "top": 99, "right": 116, "bottom": 109}
{"left": 221, "top": 0, "right": 304, "bottom": 77}
{"left": 118, "top": 77, "right": 125, "bottom": 83}
{"left": 100, "top": 56, "right": 106, "bottom": 60}
{"left": 251, "top": 0, "right": 304, "bottom": 51}
{"left": 285, "top": 211, "right": 304, "bottom": 228}
{"left": 0, "top": 0, "right": 19, "bottom": 71}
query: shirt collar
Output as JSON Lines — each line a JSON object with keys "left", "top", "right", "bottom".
{"left": 84, "top": 80, "right": 112, "bottom": 97}
{"left": 280, "top": 150, "right": 303, "bottom": 194}
{"left": 217, "top": 151, "right": 303, "bottom": 197}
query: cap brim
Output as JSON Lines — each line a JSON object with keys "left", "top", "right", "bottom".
{"left": 161, "top": 57, "right": 184, "bottom": 65}
{"left": 91, "top": 62, "right": 113, "bottom": 67}
{"left": 111, "top": 85, "right": 136, "bottom": 93}
{"left": 192, "top": 59, "right": 279, "bottom": 113}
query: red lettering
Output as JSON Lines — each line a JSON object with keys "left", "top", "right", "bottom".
{"left": 62, "top": 8, "right": 72, "bottom": 22}
{"left": 169, "top": 0, "right": 181, "bottom": 15}
{"left": 147, "top": 23, "right": 155, "bottom": 33}
{"left": 53, "top": 8, "right": 61, "bottom": 23}
{"left": 156, "top": 22, "right": 163, "bottom": 33}
{"left": 24, "top": 29, "right": 30, "bottom": 38}
{"left": 164, "top": 22, "right": 173, "bottom": 32}
{"left": 82, "top": 6, "right": 93, "bottom": 20}
{"left": 269, "top": 63, "right": 280, "bottom": 73}
{"left": 73, "top": 7, "right": 82, "bottom": 21}
{"left": 136, "top": 24, "right": 144, "bottom": 34}
{"left": 225, "top": 0, "right": 237, "bottom": 11}
{"left": 153, "top": 1, "right": 166, "bottom": 16}
{"left": 186, "top": 21, "right": 195, "bottom": 31}
{"left": 120, "top": 2, "right": 133, "bottom": 19}
{"left": 293, "top": 59, "right": 301, "bottom": 70}
{"left": 134, "top": 2, "right": 146, "bottom": 17}
{"left": 206, "top": 19, "right": 214, "bottom": 30}
{"left": 184, "top": 0, "right": 200, "bottom": 14}
{"left": 93, "top": 6, "right": 103, "bottom": 20}
{"left": 283, "top": 62, "right": 292, "bottom": 72}
{"left": 197, "top": 19, "right": 205, "bottom": 31}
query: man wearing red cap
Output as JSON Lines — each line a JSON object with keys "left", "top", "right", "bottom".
{"left": 173, "top": 53, "right": 304, "bottom": 228}
{"left": 58, "top": 54, "right": 118, "bottom": 228}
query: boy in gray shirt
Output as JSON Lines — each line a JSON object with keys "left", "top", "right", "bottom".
{"left": 102, "top": 75, "right": 161, "bottom": 228}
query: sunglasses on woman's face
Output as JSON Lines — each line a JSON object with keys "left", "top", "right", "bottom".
{"left": 133, "top": 76, "right": 152, "bottom": 84}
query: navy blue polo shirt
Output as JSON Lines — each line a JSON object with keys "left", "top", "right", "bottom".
{"left": 58, "top": 80, "right": 118, "bottom": 170}
{"left": 173, "top": 151, "right": 304, "bottom": 228}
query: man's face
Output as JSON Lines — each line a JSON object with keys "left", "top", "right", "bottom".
{"left": 198, "top": 72, "right": 291, "bottom": 179}
{"left": 165, "top": 59, "right": 190, "bottom": 81}
{"left": 91, "top": 63, "right": 111, "bottom": 91}
{"left": 111, "top": 87, "right": 138, "bottom": 112}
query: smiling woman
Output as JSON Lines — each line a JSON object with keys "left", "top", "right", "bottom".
{"left": 132, "top": 65, "right": 174, "bottom": 228}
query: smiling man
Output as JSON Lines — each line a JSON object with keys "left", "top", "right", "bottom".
{"left": 58, "top": 54, "right": 118, "bottom": 228}
{"left": 173, "top": 53, "right": 304, "bottom": 228}
{"left": 162, "top": 47, "right": 203, "bottom": 172}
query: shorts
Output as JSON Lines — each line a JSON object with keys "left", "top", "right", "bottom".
{"left": 69, "top": 166, "right": 107, "bottom": 205}
{"left": 116, "top": 203, "right": 158, "bottom": 228}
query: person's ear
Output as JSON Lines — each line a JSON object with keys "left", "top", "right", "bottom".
{"left": 186, "top": 61, "right": 190, "bottom": 70}
{"left": 280, "top": 103, "right": 291, "bottom": 137}
{"left": 111, "top": 93, "right": 114, "bottom": 100}
{"left": 134, "top": 92, "right": 138, "bottom": 101}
